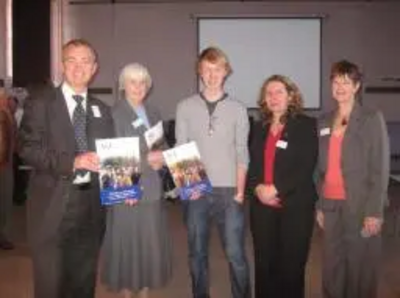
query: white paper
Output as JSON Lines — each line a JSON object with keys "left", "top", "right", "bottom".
{"left": 73, "top": 171, "right": 91, "bottom": 185}
{"left": 144, "top": 121, "right": 164, "bottom": 150}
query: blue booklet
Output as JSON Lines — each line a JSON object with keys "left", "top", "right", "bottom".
{"left": 163, "top": 141, "right": 212, "bottom": 200}
{"left": 96, "top": 137, "right": 142, "bottom": 206}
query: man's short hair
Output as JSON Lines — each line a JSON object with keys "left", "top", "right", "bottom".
{"left": 62, "top": 39, "right": 98, "bottom": 63}
{"left": 197, "top": 47, "right": 232, "bottom": 74}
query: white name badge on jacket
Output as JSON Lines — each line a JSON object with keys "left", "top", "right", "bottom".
{"left": 132, "top": 118, "right": 144, "bottom": 129}
{"left": 276, "top": 140, "right": 288, "bottom": 149}
{"left": 91, "top": 106, "right": 101, "bottom": 118}
{"left": 320, "top": 127, "right": 331, "bottom": 136}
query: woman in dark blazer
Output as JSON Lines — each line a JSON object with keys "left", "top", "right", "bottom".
{"left": 247, "top": 75, "right": 318, "bottom": 298}
{"left": 316, "top": 60, "right": 390, "bottom": 298}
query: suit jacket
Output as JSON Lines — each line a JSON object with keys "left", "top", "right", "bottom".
{"left": 316, "top": 102, "right": 390, "bottom": 218}
{"left": 112, "top": 98, "right": 165, "bottom": 202}
{"left": 246, "top": 114, "right": 318, "bottom": 208}
{"left": 18, "top": 87, "right": 115, "bottom": 247}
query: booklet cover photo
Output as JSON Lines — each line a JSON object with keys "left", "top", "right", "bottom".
{"left": 96, "top": 137, "right": 142, "bottom": 205}
{"left": 163, "top": 141, "right": 212, "bottom": 200}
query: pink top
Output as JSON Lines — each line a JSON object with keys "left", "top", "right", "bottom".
{"left": 264, "top": 129, "right": 283, "bottom": 184}
{"left": 323, "top": 133, "right": 346, "bottom": 200}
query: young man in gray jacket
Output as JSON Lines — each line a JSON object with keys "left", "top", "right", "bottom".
{"left": 175, "top": 47, "right": 250, "bottom": 298}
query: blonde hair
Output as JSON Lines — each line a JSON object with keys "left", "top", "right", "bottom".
{"left": 197, "top": 47, "right": 232, "bottom": 75}
{"left": 118, "top": 63, "right": 152, "bottom": 91}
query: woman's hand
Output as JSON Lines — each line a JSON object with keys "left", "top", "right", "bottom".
{"left": 255, "top": 184, "right": 281, "bottom": 208}
{"left": 147, "top": 150, "right": 164, "bottom": 170}
{"left": 125, "top": 198, "right": 139, "bottom": 206}
{"left": 255, "top": 184, "right": 277, "bottom": 200}
{"left": 362, "top": 216, "right": 383, "bottom": 237}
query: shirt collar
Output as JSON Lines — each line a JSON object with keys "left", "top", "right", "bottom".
{"left": 61, "top": 82, "right": 88, "bottom": 117}
{"left": 199, "top": 92, "right": 228, "bottom": 103}
{"left": 61, "top": 82, "right": 88, "bottom": 101}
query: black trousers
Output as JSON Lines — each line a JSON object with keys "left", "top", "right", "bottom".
{"left": 31, "top": 188, "right": 105, "bottom": 298}
{"left": 249, "top": 200, "right": 315, "bottom": 298}
{"left": 32, "top": 234, "right": 103, "bottom": 298}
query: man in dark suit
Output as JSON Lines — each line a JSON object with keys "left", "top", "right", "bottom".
{"left": 19, "top": 39, "right": 114, "bottom": 298}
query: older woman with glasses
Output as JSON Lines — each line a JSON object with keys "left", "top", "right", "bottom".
{"left": 247, "top": 74, "right": 318, "bottom": 298}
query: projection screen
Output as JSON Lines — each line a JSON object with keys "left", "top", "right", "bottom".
{"left": 198, "top": 18, "right": 322, "bottom": 109}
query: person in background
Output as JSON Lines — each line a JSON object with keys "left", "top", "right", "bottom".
{"left": 0, "top": 82, "right": 15, "bottom": 250}
{"left": 7, "top": 97, "right": 22, "bottom": 128}
{"left": 175, "top": 47, "right": 250, "bottom": 298}
{"left": 18, "top": 39, "right": 114, "bottom": 298}
{"left": 246, "top": 75, "right": 318, "bottom": 298}
{"left": 101, "top": 63, "right": 172, "bottom": 298}
{"left": 7, "top": 95, "right": 29, "bottom": 206}
{"left": 316, "top": 60, "right": 390, "bottom": 298}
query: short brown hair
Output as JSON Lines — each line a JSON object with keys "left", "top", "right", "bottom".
{"left": 330, "top": 60, "right": 362, "bottom": 85}
{"left": 62, "top": 39, "right": 98, "bottom": 62}
{"left": 197, "top": 47, "right": 232, "bottom": 74}
{"left": 258, "top": 74, "right": 304, "bottom": 124}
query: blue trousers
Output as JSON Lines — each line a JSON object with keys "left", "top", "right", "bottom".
{"left": 182, "top": 188, "right": 250, "bottom": 298}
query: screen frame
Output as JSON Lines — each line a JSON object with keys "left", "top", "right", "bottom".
{"left": 196, "top": 16, "right": 323, "bottom": 111}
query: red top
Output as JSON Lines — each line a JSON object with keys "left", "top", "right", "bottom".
{"left": 264, "top": 129, "right": 283, "bottom": 184}
{"left": 323, "top": 133, "right": 346, "bottom": 200}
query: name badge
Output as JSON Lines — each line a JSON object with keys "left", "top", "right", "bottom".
{"left": 320, "top": 127, "right": 330, "bottom": 136}
{"left": 91, "top": 106, "right": 101, "bottom": 118}
{"left": 132, "top": 118, "right": 144, "bottom": 129}
{"left": 276, "top": 140, "right": 288, "bottom": 149}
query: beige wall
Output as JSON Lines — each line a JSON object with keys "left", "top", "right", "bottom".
{"left": 65, "top": 1, "right": 400, "bottom": 120}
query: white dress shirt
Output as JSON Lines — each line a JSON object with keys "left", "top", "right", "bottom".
{"left": 61, "top": 82, "right": 88, "bottom": 121}
{"left": 61, "top": 82, "right": 91, "bottom": 183}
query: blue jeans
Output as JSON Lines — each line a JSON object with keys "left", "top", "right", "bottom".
{"left": 182, "top": 188, "right": 250, "bottom": 298}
